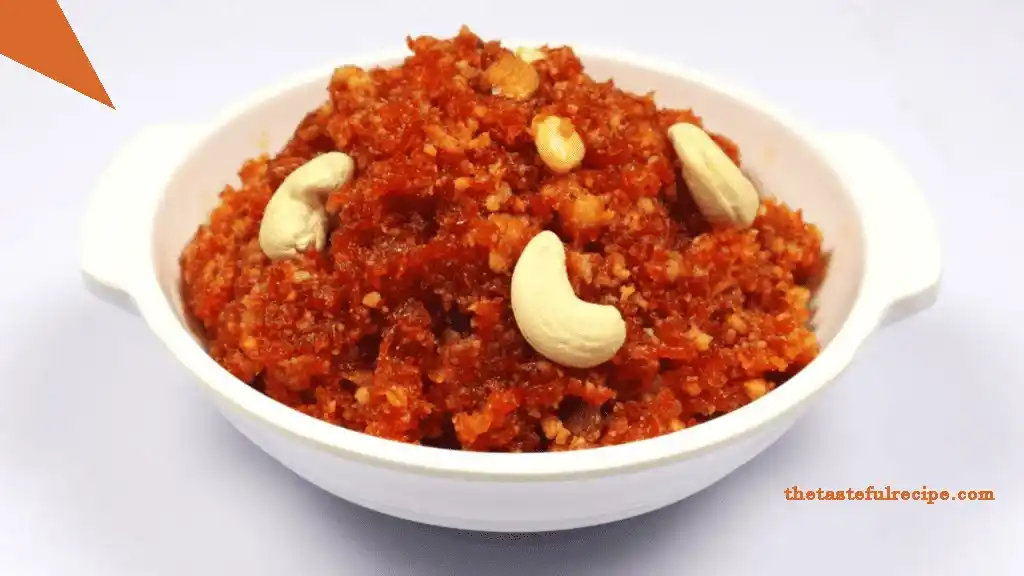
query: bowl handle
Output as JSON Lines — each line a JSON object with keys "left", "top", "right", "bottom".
{"left": 80, "top": 124, "right": 202, "bottom": 316}
{"left": 818, "top": 132, "right": 942, "bottom": 327}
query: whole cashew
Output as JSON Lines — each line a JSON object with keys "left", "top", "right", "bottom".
{"left": 511, "top": 230, "right": 627, "bottom": 368}
{"left": 667, "top": 122, "right": 760, "bottom": 227}
{"left": 258, "top": 151, "right": 355, "bottom": 260}
{"left": 533, "top": 115, "right": 585, "bottom": 174}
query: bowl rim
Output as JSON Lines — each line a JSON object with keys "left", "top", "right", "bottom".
{"left": 134, "top": 42, "right": 884, "bottom": 481}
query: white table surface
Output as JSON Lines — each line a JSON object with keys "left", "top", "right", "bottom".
{"left": 1, "top": 1, "right": 1020, "bottom": 574}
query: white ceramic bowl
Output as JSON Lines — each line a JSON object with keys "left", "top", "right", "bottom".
{"left": 80, "top": 44, "right": 941, "bottom": 533}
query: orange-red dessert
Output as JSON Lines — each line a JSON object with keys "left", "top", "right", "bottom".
{"left": 179, "top": 27, "right": 825, "bottom": 452}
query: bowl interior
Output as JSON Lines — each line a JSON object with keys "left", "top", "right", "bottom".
{"left": 152, "top": 49, "right": 865, "bottom": 393}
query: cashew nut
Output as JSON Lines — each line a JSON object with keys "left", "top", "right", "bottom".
{"left": 258, "top": 151, "right": 354, "bottom": 260}
{"left": 511, "top": 230, "right": 626, "bottom": 368}
{"left": 534, "top": 115, "right": 585, "bottom": 173}
{"left": 667, "top": 122, "right": 760, "bottom": 227}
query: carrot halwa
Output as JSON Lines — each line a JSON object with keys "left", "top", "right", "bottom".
{"left": 179, "top": 27, "right": 826, "bottom": 452}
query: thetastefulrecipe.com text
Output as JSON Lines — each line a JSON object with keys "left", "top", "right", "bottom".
{"left": 784, "top": 485, "right": 995, "bottom": 504}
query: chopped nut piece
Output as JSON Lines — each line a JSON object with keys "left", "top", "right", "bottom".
{"left": 385, "top": 388, "right": 407, "bottom": 407}
{"left": 362, "top": 291, "right": 382, "bottom": 308}
{"left": 620, "top": 285, "right": 636, "bottom": 301}
{"left": 483, "top": 53, "right": 539, "bottom": 100}
{"left": 354, "top": 387, "right": 370, "bottom": 405}
{"left": 541, "top": 416, "right": 561, "bottom": 440}
{"left": 727, "top": 314, "right": 749, "bottom": 335}
{"left": 683, "top": 380, "right": 702, "bottom": 397}
{"left": 488, "top": 250, "right": 509, "bottom": 273}
{"left": 685, "top": 326, "right": 713, "bottom": 351}
{"left": 744, "top": 379, "right": 768, "bottom": 400}
{"left": 515, "top": 46, "right": 546, "bottom": 63}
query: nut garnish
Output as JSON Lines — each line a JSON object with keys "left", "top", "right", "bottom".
{"left": 483, "top": 53, "right": 539, "bottom": 100}
{"left": 533, "top": 115, "right": 585, "bottom": 173}
{"left": 667, "top": 122, "right": 760, "bottom": 227}
{"left": 515, "top": 46, "right": 546, "bottom": 63}
{"left": 258, "top": 152, "right": 355, "bottom": 260}
{"left": 511, "top": 230, "right": 626, "bottom": 368}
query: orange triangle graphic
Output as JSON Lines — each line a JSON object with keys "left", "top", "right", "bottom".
{"left": 0, "top": 0, "right": 114, "bottom": 109}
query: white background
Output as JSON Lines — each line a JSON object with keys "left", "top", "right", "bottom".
{"left": 1, "top": 0, "right": 1020, "bottom": 574}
